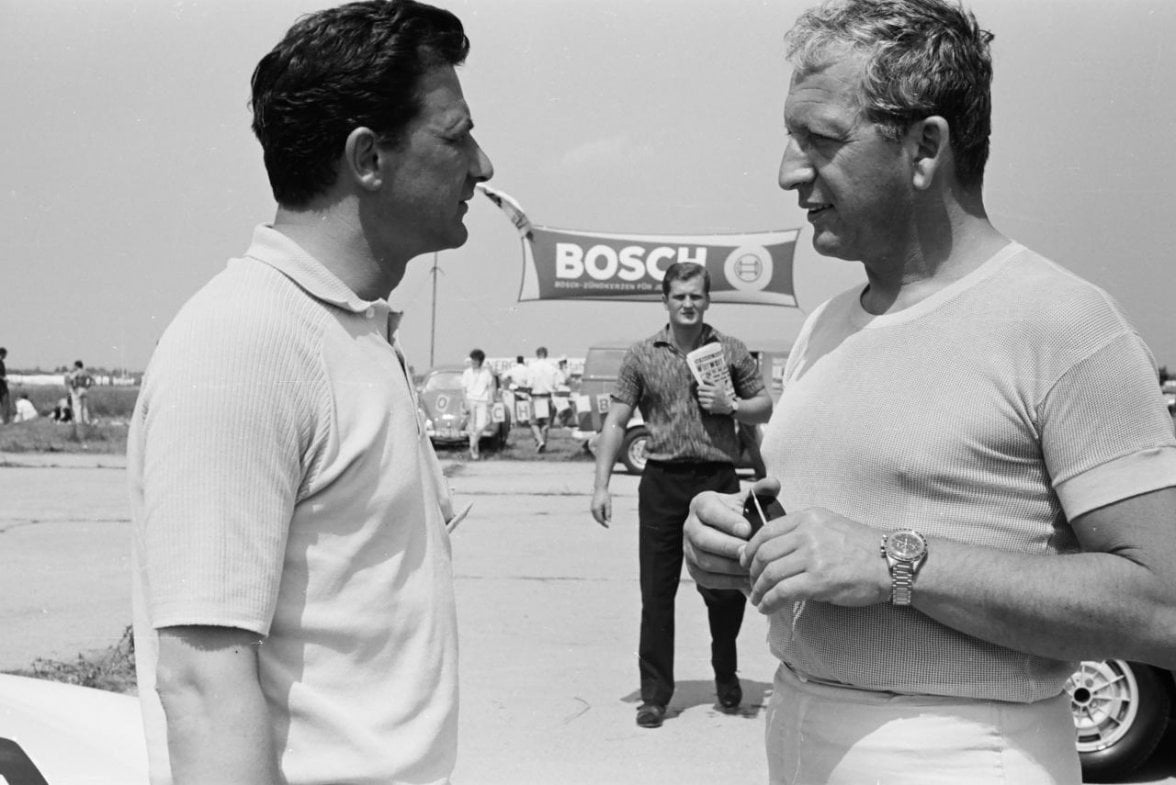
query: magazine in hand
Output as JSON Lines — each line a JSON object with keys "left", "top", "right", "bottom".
{"left": 685, "top": 343, "right": 735, "bottom": 399}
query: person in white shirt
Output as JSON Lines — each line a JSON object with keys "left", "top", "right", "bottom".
{"left": 13, "top": 394, "right": 38, "bottom": 423}
{"left": 501, "top": 354, "right": 531, "bottom": 424}
{"left": 503, "top": 355, "right": 531, "bottom": 391}
{"left": 527, "top": 345, "right": 563, "bottom": 452}
{"left": 461, "top": 348, "right": 495, "bottom": 460}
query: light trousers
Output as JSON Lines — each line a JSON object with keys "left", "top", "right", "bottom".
{"left": 766, "top": 663, "right": 1082, "bottom": 785}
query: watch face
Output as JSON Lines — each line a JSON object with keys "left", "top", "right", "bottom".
{"left": 888, "top": 531, "right": 926, "bottom": 560}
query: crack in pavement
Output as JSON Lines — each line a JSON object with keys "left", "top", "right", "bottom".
{"left": 0, "top": 518, "right": 131, "bottom": 534}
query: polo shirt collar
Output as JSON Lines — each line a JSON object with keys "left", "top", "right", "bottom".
{"left": 652, "top": 322, "right": 719, "bottom": 350}
{"left": 243, "top": 224, "right": 399, "bottom": 327}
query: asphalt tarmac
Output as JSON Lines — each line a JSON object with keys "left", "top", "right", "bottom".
{"left": 1, "top": 451, "right": 1173, "bottom": 785}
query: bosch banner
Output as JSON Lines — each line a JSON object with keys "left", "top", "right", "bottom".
{"left": 478, "top": 184, "right": 798, "bottom": 307}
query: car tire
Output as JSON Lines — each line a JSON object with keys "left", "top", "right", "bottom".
{"left": 1067, "top": 659, "right": 1173, "bottom": 782}
{"left": 619, "top": 428, "right": 649, "bottom": 475}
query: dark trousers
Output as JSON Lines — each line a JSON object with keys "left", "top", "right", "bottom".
{"left": 638, "top": 460, "right": 746, "bottom": 706}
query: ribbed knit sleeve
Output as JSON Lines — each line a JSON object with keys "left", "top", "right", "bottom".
{"left": 133, "top": 260, "right": 328, "bottom": 634}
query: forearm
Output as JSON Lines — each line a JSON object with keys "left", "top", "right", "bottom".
{"left": 593, "top": 421, "right": 626, "bottom": 490}
{"left": 914, "top": 539, "right": 1176, "bottom": 667}
{"left": 734, "top": 390, "right": 772, "bottom": 425}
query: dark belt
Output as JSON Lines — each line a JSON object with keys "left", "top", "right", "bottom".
{"left": 645, "top": 459, "right": 732, "bottom": 473}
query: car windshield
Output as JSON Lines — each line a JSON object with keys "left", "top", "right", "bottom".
{"left": 423, "top": 371, "right": 464, "bottom": 392}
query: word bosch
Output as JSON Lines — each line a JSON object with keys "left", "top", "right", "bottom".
{"left": 555, "top": 243, "right": 708, "bottom": 281}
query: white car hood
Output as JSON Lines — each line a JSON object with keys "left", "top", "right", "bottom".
{"left": 0, "top": 674, "right": 147, "bottom": 784}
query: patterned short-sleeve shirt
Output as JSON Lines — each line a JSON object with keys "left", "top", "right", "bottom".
{"left": 613, "top": 324, "right": 765, "bottom": 464}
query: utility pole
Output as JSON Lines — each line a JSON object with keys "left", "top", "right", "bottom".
{"left": 429, "top": 253, "right": 439, "bottom": 368}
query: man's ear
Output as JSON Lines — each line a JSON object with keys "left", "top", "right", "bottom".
{"left": 343, "top": 127, "right": 385, "bottom": 192}
{"left": 908, "top": 116, "right": 949, "bottom": 191}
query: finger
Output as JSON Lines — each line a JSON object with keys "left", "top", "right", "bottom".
{"left": 749, "top": 560, "right": 813, "bottom": 611}
{"left": 685, "top": 519, "right": 748, "bottom": 567}
{"left": 684, "top": 537, "right": 747, "bottom": 577}
{"left": 745, "top": 535, "right": 805, "bottom": 590}
{"left": 754, "top": 574, "right": 812, "bottom": 615}
{"left": 750, "top": 476, "right": 781, "bottom": 498}
{"left": 685, "top": 560, "right": 750, "bottom": 593}
{"left": 689, "top": 490, "right": 753, "bottom": 539}
{"left": 741, "top": 515, "right": 801, "bottom": 570}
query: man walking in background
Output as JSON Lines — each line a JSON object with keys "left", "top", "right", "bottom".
{"left": 527, "top": 345, "right": 563, "bottom": 452}
{"left": 64, "top": 360, "right": 93, "bottom": 424}
{"left": 129, "top": 2, "right": 493, "bottom": 782}
{"left": 685, "top": 1, "right": 1176, "bottom": 781}
{"left": 502, "top": 353, "right": 531, "bottom": 425}
{"left": 591, "top": 261, "right": 773, "bottom": 728}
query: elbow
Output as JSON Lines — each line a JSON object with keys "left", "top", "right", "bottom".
{"left": 154, "top": 656, "right": 207, "bottom": 720}
{"left": 1141, "top": 605, "right": 1176, "bottom": 670}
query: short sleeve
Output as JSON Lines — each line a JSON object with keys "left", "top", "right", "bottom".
{"left": 612, "top": 346, "right": 643, "bottom": 408}
{"left": 1040, "top": 331, "right": 1176, "bottom": 518}
{"left": 727, "top": 338, "right": 766, "bottom": 399}
{"left": 136, "top": 302, "right": 317, "bottom": 635}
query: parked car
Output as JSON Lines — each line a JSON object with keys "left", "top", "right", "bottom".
{"left": 571, "top": 340, "right": 789, "bottom": 474}
{"left": 1162, "top": 379, "right": 1175, "bottom": 416}
{"left": 417, "top": 366, "right": 511, "bottom": 451}
{"left": 1066, "top": 659, "right": 1176, "bottom": 781}
{"left": 0, "top": 674, "right": 148, "bottom": 784}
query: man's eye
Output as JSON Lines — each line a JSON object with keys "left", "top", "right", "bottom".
{"left": 787, "top": 129, "right": 839, "bottom": 152}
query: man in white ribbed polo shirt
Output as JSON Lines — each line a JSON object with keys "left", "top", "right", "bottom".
{"left": 684, "top": 1, "right": 1176, "bottom": 783}
{"left": 128, "top": 3, "right": 493, "bottom": 783}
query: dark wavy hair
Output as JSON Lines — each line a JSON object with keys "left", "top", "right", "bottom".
{"left": 661, "top": 262, "right": 710, "bottom": 297}
{"left": 250, "top": 0, "right": 469, "bottom": 208}
{"left": 785, "top": 0, "right": 994, "bottom": 187}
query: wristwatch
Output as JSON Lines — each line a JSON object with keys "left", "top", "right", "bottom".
{"left": 880, "top": 529, "right": 928, "bottom": 606}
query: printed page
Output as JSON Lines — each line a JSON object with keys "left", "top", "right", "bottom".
{"left": 686, "top": 344, "right": 735, "bottom": 399}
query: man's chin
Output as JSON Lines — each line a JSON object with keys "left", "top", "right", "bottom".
{"left": 811, "top": 235, "right": 860, "bottom": 262}
{"left": 422, "top": 226, "right": 470, "bottom": 256}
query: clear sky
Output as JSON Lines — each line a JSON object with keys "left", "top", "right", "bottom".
{"left": 2, "top": 0, "right": 1174, "bottom": 373}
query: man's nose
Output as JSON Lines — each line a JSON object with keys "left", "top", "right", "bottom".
{"left": 778, "top": 139, "right": 814, "bottom": 191}
{"left": 471, "top": 139, "right": 494, "bottom": 182}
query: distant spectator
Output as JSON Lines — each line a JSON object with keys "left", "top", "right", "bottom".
{"left": 13, "top": 394, "right": 38, "bottom": 423}
{"left": 52, "top": 398, "right": 73, "bottom": 423}
{"left": 0, "top": 347, "right": 10, "bottom": 424}
{"left": 503, "top": 355, "right": 531, "bottom": 391}
{"left": 554, "top": 355, "right": 574, "bottom": 427}
{"left": 461, "top": 348, "right": 495, "bottom": 460}
{"left": 528, "top": 346, "right": 564, "bottom": 452}
{"left": 64, "top": 360, "right": 93, "bottom": 424}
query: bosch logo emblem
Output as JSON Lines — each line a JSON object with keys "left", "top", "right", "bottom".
{"left": 723, "top": 246, "right": 773, "bottom": 292}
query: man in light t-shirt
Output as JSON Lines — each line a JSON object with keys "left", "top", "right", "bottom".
{"left": 461, "top": 348, "right": 495, "bottom": 460}
{"left": 684, "top": 2, "right": 1176, "bottom": 783}
{"left": 527, "top": 345, "right": 563, "bottom": 452}
{"left": 128, "top": 3, "right": 494, "bottom": 783}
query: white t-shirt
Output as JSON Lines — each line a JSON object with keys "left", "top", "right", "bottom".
{"left": 761, "top": 243, "right": 1176, "bottom": 703}
{"left": 13, "top": 398, "right": 37, "bottom": 422}
{"left": 528, "top": 358, "right": 563, "bottom": 395}
{"left": 461, "top": 365, "right": 494, "bottom": 404}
